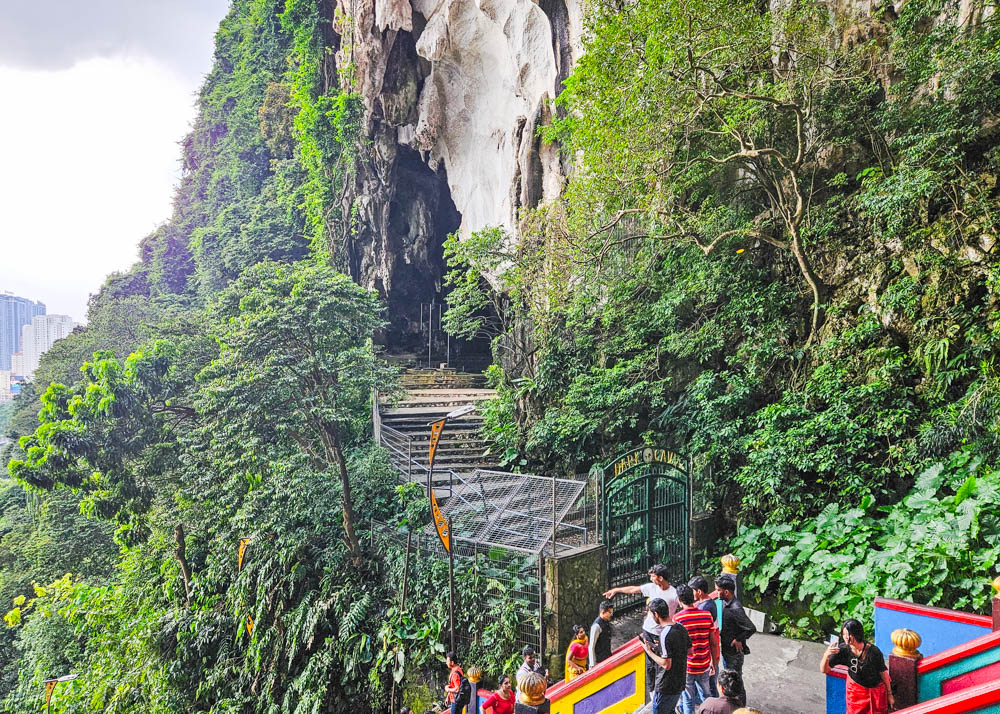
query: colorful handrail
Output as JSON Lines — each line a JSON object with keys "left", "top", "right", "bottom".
{"left": 875, "top": 598, "right": 993, "bottom": 629}
{"left": 919, "top": 630, "right": 1000, "bottom": 674}
{"left": 545, "top": 637, "right": 647, "bottom": 714}
{"left": 894, "top": 678, "right": 1000, "bottom": 714}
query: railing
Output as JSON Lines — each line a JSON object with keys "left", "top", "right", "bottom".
{"left": 378, "top": 422, "right": 590, "bottom": 551}
{"left": 544, "top": 638, "right": 647, "bottom": 714}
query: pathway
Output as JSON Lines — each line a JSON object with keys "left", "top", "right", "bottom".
{"left": 614, "top": 611, "right": 827, "bottom": 713}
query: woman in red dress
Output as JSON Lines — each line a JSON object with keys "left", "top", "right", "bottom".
{"left": 482, "top": 675, "right": 515, "bottom": 714}
{"left": 565, "top": 624, "right": 589, "bottom": 682}
{"left": 820, "top": 619, "right": 894, "bottom": 714}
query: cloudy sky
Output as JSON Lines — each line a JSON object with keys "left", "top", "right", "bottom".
{"left": 0, "top": 1, "right": 231, "bottom": 323}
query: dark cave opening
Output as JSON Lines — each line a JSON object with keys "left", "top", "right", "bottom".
{"left": 374, "top": 146, "right": 492, "bottom": 371}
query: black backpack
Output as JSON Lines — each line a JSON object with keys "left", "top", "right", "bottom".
{"left": 453, "top": 677, "right": 472, "bottom": 708}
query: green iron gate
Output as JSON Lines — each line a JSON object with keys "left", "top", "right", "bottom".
{"left": 600, "top": 446, "right": 691, "bottom": 613}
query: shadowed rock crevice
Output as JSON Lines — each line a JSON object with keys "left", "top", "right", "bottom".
{"left": 539, "top": 0, "right": 572, "bottom": 99}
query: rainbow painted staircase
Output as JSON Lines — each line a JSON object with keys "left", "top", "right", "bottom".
{"left": 825, "top": 591, "right": 1000, "bottom": 714}
{"left": 474, "top": 638, "right": 648, "bottom": 714}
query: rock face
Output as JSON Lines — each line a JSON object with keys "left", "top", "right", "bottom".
{"left": 334, "top": 0, "right": 581, "bottom": 350}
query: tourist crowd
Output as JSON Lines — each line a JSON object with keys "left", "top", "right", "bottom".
{"left": 427, "top": 565, "right": 766, "bottom": 714}
{"left": 425, "top": 563, "right": 892, "bottom": 714}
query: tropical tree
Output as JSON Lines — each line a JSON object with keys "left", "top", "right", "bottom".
{"left": 198, "top": 261, "right": 395, "bottom": 564}
{"left": 554, "top": 0, "right": 875, "bottom": 345}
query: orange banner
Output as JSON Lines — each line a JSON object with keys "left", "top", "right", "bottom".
{"left": 427, "top": 419, "right": 451, "bottom": 551}
{"left": 431, "top": 491, "right": 450, "bottom": 551}
{"left": 428, "top": 419, "right": 445, "bottom": 467}
{"left": 45, "top": 681, "right": 56, "bottom": 707}
{"left": 238, "top": 538, "right": 250, "bottom": 572}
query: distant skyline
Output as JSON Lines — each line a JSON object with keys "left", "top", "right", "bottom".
{"left": 0, "top": 1, "right": 231, "bottom": 323}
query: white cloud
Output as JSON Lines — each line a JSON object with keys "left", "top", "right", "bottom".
{"left": 0, "top": 57, "right": 199, "bottom": 322}
{"left": 0, "top": 1, "right": 230, "bottom": 82}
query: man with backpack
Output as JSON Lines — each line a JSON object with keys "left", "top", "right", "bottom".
{"left": 443, "top": 651, "right": 472, "bottom": 714}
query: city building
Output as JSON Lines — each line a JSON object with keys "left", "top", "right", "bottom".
{"left": 0, "top": 370, "right": 10, "bottom": 403}
{"left": 0, "top": 292, "right": 46, "bottom": 371}
{"left": 20, "top": 314, "right": 75, "bottom": 379}
{"left": 10, "top": 352, "right": 25, "bottom": 378}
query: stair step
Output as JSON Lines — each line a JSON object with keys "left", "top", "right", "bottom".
{"left": 381, "top": 428, "right": 485, "bottom": 438}
{"left": 381, "top": 406, "right": 487, "bottom": 418}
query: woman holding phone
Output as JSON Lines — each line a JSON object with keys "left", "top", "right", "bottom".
{"left": 820, "top": 619, "right": 893, "bottom": 713}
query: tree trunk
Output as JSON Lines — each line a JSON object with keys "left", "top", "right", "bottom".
{"left": 330, "top": 429, "right": 363, "bottom": 566}
{"left": 789, "top": 229, "right": 823, "bottom": 348}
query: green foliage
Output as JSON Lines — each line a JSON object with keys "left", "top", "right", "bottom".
{"left": 438, "top": 0, "right": 1000, "bottom": 638}
{"left": 9, "top": 339, "right": 204, "bottom": 540}
{"left": 735, "top": 448, "right": 1000, "bottom": 635}
{"left": 279, "top": 0, "right": 363, "bottom": 260}
{"left": 3, "top": 261, "right": 403, "bottom": 713}
{"left": 372, "top": 520, "right": 540, "bottom": 691}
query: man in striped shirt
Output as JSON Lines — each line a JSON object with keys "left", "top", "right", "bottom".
{"left": 672, "top": 584, "right": 720, "bottom": 714}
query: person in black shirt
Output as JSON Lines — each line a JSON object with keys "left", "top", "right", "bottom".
{"left": 639, "top": 598, "right": 692, "bottom": 714}
{"left": 588, "top": 600, "right": 614, "bottom": 667}
{"left": 820, "top": 619, "right": 893, "bottom": 714}
{"left": 715, "top": 575, "right": 755, "bottom": 674}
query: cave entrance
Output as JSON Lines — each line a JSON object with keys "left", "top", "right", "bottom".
{"left": 375, "top": 145, "right": 492, "bottom": 373}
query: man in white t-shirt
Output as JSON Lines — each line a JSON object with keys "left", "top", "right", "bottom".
{"left": 603, "top": 564, "right": 679, "bottom": 691}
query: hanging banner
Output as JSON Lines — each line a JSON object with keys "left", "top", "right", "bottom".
{"left": 428, "top": 419, "right": 445, "bottom": 466}
{"left": 45, "top": 681, "right": 56, "bottom": 708}
{"left": 246, "top": 616, "right": 254, "bottom": 636}
{"left": 427, "top": 418, "right": 451, "bottom": 552}
{"left": 431, "top": 492, "right": 450, "bottom": 552}
{"left": 238, "top": 538, "right": 250, "bottom": 571}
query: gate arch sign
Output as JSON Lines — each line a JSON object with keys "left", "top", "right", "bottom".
{"left": 599, "top": 446, "right": 692, "bottom": 613}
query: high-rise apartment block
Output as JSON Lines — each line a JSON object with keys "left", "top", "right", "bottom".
{"left": 0, "top": 292, "right": 46, "bottom": 371}
{"left": 0, "top": 370, "right": 11, "bottom": 403}
{"left": 20, "top": 314, "right": 75, "bottom": 379}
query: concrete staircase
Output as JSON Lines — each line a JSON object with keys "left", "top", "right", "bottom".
{"left": 378, "top": 369, "right": 497, "bottom": 497}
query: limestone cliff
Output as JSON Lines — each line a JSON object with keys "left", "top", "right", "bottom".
{"left": 331, "top": 0, "right": 581, "bottom": 349}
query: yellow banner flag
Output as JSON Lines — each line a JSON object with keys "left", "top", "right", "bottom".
{"left": 246, "top": 616, "right": 254, "bottom": 636}
{"left": 428, "top": 419, "right": 445, "bottom": 467}
{"left": 44, "top": 681, "right": 56, "bottom": 708}
{"left": 431, "top": 490, "right": 450, "bottom": 552}
{"left": 238, "top": 538, "right": 250, "bottom": 572}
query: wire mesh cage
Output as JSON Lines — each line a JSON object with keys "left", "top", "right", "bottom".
{"left": 439, "top": 469, "right": 588, "bottom": 555}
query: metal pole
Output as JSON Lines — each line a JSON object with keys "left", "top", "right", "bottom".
{"left": 538, "top": 555, "right": 546, "bottom": 660}
{"left": 551, "top": 477, "right": 557, "bottom": 557}
{"left": 688, "top": 454, "right": 694, "bottom": 577}
{"left": 401, "top": 531, "right": 412, "bottom": 609}
{"left": 448, "top": 517, "right": 455, "bottom": 653}
{"left": 428, "top": 303, "right": 433, "bottom": 368}
{"left": 407, "top": 439, "right": 412, "bottom": 482}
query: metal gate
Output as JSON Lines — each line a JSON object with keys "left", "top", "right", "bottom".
{"left": 600, "top": 446, "right": 691, "bottom": 612}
